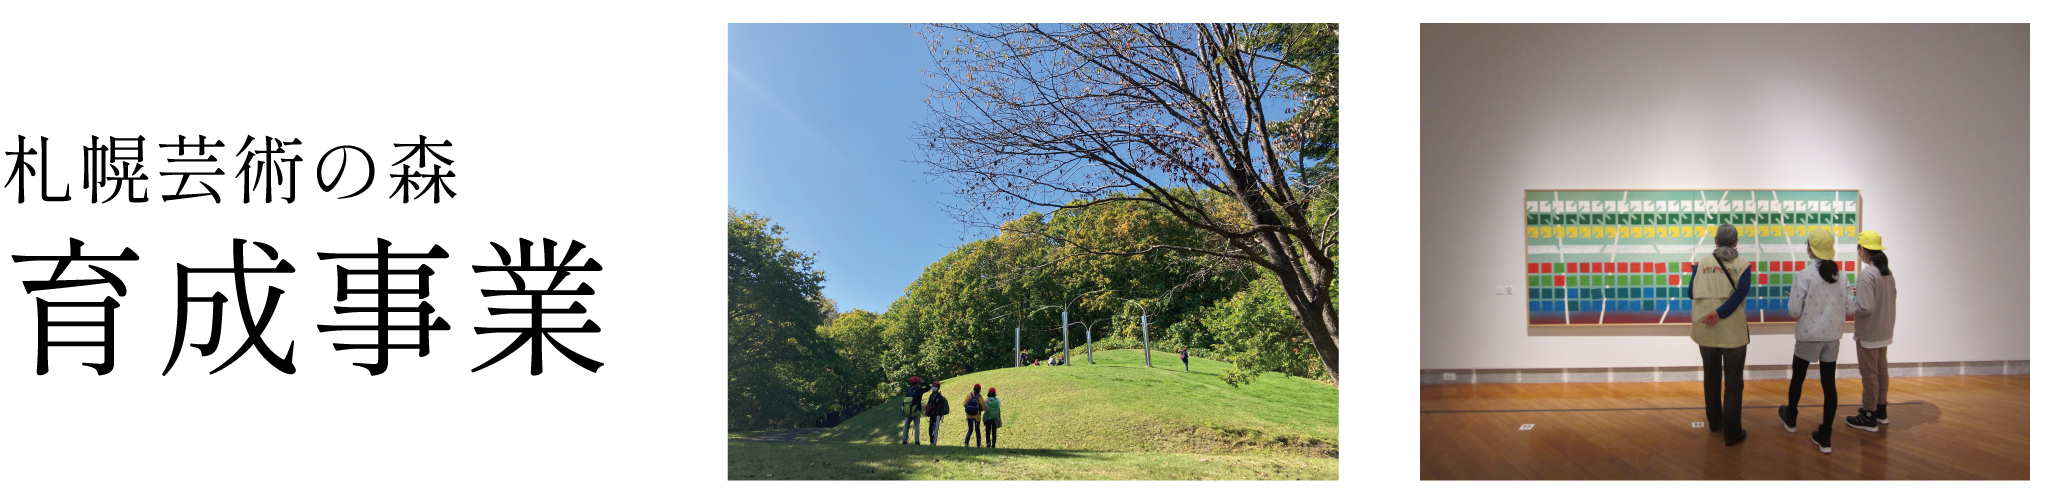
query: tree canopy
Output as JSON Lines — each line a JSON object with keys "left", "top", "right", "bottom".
{"left": 914, "top": 23, "right": 1342, "bottom": 384}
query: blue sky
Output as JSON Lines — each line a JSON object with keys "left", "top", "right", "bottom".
{"left": 729, "top": 23, "right": 1311, "bottom": 315}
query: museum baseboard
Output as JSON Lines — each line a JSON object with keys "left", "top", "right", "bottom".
{"left": 1420, "top": 360, "right": 2026, "bottom": 385}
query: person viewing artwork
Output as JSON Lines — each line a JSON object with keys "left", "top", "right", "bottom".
{"left": 1180, "top": 347, "right": 1190, "bottom": 372}
{"left": 1689, "top": 224, "right": 1755, "bottom": 446}
{"left": 1845, "top": 230, "right": 1897, "bottom": 432}
{"left": 1779, "top": 229, "right": 1854, "bottom": 454}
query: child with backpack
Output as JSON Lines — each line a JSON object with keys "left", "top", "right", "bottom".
{"left": 983, "top": 387, "right": 1003, "bottom": 448}
{"left": 962, "top": 383, "right": 985, "bottom": 447}
{"left": 900, "top": 376, "right": 929, "bottom": 445}
{"left": 924, "top": 383, "right": 950, "bottom": 445}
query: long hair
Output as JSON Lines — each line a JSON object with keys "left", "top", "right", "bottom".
{"left": 1817, "top": 256, "right": 1841, "bottom": 284}
{"left": 1865, "top": 248, "right": 1892, "bottom": 276}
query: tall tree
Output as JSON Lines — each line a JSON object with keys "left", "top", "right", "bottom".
{"left": 915, "top": 23, "right": 1343, "bottom": 384}
{"left": 728, "top": 208, "right": 838, "bottom": 430}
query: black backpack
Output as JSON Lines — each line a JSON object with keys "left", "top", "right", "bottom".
{"left": 963, "top": 393, "right": 982, "bottom": 414}
{"left": 925, "top": 391, "right": 947, "bottom": 416}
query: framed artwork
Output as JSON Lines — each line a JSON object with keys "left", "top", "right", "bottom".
{"left": 1525, "top": 190, "right": 1861, "bottom": 325}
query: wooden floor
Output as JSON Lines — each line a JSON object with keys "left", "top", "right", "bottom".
{"left": 1420, "top": 374, "right": 2029, "bottom": 479}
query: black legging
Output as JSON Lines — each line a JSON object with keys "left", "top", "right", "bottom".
{"left": 1787, "top": 356, "right": 1837, "bottom": 431}
{"left": 1698, "top": 345, "right": 1746, "bottom": 442}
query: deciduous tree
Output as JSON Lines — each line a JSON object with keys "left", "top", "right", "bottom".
{"left": 916, "top": 23, "right": 1342, "bottom": 383}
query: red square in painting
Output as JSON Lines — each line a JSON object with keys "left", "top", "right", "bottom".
{"left": 1630, "top": 263, "right": 1641, "bottom": 273}
{"left": 1554, "top": 275, "right": 1564, "bottom": 287}
{"left": 1844, "top": 261, "right": 1855, "bottom": 271}
{"left": 1669, "top": 275, "right": 1679, "bottom": 285}
{"left": 1770, "top": 261, "right": 1782, "bottom": 272}
{"left": 1760, "top": 274, "right": 1769, "bottom": 284}
{"left": 1581, "top": 263, "right": 1592, "bottom": 273}
{"left": 1528, "top": 263, "right": 1538, "bottom": 274}
{"left": 1604, "top": 263, "right": 1615, "bottom": 273}
{"left": 1646, "top": 262, "right": 1656, "bottom": 273}
{"left": 1791, "top": 261, "right": 1802, "bottom": 271}
{"left": 1657, "top": 263, "right": 1669, "bottom": 273}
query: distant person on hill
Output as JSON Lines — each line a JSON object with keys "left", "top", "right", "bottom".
{"left": 900, "top": 376, "right": 930, "bottom": 445}
{"left": 1180, "top": 347, "right": 1190, "bottom": 372}
{"left": 962, "top": 383, "right": 985, "bottom": 447}
{"left": 983, "top": 387, "right": 1003, "bottom": 448}
{"left": 924, "top": 382, "right": 950, "bottom": 445}
{"left": 1845, "top": 230, "right": 1898, "bottom": 433}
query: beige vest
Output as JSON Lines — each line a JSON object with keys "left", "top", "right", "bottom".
{"left": 1689, "top": 253, "right": 1751, "bottom": 348}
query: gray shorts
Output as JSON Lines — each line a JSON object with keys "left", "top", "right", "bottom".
{"left": 1794, "top": 340, "right": 1842, "bottom": 363}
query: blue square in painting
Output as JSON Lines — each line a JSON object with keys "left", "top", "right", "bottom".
{"left": 1557, "top": 301, "right": 1566, "bottom": 311}
{"left": 1569, "top": 288, "right": 1579, "bottom": 299}
{"left": 1644, "top": 287, "right": 1654, "bottom": 299}
{"left": 1530, "top": 301, "right": 1540, "bottom": 312}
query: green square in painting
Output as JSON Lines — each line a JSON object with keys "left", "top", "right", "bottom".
{"left": 1782, "top": 273, "right": 1793, "bottom": 285}
{"left": 1528, "top": 276, "right": 1539, "bottom": 286}
{"left": 1605, "top": 275, "right": 1615, "bottom": 286}
{"left": 1555, "top": 263, "right": 1565, "bottom": 273}
{"left": 1580, "top": 275, "right": 1592, "bottom": 287}
{"left": 1847, "top": 273, "right": 1856, "bottom": 284}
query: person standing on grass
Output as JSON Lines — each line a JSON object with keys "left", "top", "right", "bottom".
{"left": 1180, "top": 347, "right": 1190, "bottom": 372}
{"left": 1779, "top": 229, "right": 1854, "bottom": 454}
{"left": 1690, "top": 224, "right": 1754, "bottom": 446}
{"left": 983, "top": 387, "right": 1003, "bottom": 448}
{"left": 1845, "top": 230, "right": 1897, "bottom": 432}
{"left": 962, "top": 383, "right": 985, "bottom": 447}
{"left": 899, "top": 376, "right": 929, "bottom": 445}
{"left": 924, "top": 382, "right": 950, "bottom": 445}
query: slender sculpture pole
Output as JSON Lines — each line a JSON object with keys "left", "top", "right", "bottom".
{"left": 1061, "top": 311, "right": 1069, "bottom": 364}
{"left": 1142, "top": 314, "right": 1151, "bottom": 367}
{"left": 1086, "top": 329, "right": 1093, "bottom": 364}
{"left": 1014, "top": 326, "right": 1020, "bottom": 367}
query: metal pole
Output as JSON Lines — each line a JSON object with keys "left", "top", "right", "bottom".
{"left": 1061, "top": 311, "right": 1069, "bottom": 365}
{"left": 1014, "top": 327, "right": 1020, "bottom": 367}
{"left": 1086, "top": 329, "right": 1093, "bottom": 364}
{"left": 1142, "top": 314, "right": 1150, "bottom": 367}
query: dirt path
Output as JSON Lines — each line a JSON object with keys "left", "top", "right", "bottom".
{"left": 739, "top": 428, "right": 830, "bottom": 443}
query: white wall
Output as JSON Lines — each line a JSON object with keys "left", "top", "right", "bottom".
{"left": 1421, "top": 24, "right": 2028, "bottom": 369}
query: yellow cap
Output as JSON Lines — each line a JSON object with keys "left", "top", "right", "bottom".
{"left": 1807, "top": 229, "right": 1836, "bottom": 261}
{"left": 1857, "top": 230, "right": 1885, "bottom": 251}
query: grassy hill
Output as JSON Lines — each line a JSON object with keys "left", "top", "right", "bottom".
{"left": 817, "top": 349, "right": 1337, "bottom": 458}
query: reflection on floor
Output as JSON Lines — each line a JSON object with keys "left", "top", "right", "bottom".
{"left": 1421, "top": 374, "right": 2028, "bottom": 479}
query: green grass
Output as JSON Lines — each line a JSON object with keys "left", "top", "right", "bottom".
{"left": 729, "top": 440, "right": 1338, "bottom": 480}
{"left": 817, "top": 349, "right": 1336, "bottom": 458}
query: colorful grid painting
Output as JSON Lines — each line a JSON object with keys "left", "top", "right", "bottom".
{"left": 1526, "top": 190, "right": 1861, "bottom": 325}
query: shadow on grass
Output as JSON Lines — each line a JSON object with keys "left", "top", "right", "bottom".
{"left": 730, "top": 440, "right": 1106, "bottom": 480}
